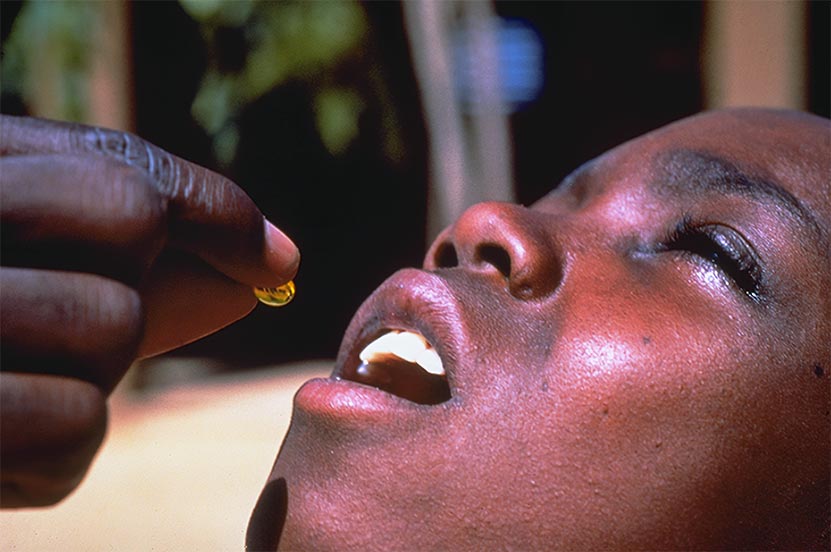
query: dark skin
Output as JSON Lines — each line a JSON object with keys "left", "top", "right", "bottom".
{"left": 1, "top": 110, "right": 828, "bottom": 549}
{"left": 249, "top": 109, "right": 830, "bottom": 550}
{"left": 0, "top": 115, "right": 299, "bottom": 507}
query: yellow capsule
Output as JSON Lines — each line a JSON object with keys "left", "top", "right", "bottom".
{"left": 254, "top": 280, "right": 296, "bottom": 307}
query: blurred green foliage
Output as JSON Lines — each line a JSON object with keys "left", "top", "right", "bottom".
{"left": 2, "top": 0, "right": 404, "bottom": 166}
{"left": 2, "top": 0, "right": 101, "bottom": 122}
{"left": 181, "top": 0, "right": 401, "bottom": 165}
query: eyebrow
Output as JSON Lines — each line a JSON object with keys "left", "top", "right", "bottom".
{"left": 654, "top": 149, "right": 824, "bottom": 241}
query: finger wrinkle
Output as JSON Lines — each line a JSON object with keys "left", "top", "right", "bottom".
{"left": 106, "top": 164, "right": 167, "bottom": 229}
{"left": 1, "top": 374, "right": 106, "bottom": 436}
{"left": 1, "top": 374, "right": 107, "bottom": 462}
{"left": 84, "top": 280, "right": 144, "bottom": 361}
{"left": 75, "top": 125, "right": 185, "bottom": 203}
{"left": 142, "top": 137, "right": 154, "bottom": 175}
{"left": 77, "top": 126, "right": 157, "bottom": 185}
{"left": 1, "top": 270, "right": 143, "bottom": 385}
{"left": 72, "top": 123, "right": 237, "bottom": 219}
{"left": 150, "top": 148, "right": 176, "bottom": 196}
{"left": 2, "top": 155, "right": 167, "bottom": 256}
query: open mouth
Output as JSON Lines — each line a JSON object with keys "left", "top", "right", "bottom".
{"left": 338, "top": 329, "right": 452, "bottom": 405}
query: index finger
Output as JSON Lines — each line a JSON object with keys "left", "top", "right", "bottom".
{"left": 0, "top": 115, "right": 299, "bottom": 287}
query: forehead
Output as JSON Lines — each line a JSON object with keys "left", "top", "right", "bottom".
{"left": 551, "top": 109, "right": 831, "bottom": 236}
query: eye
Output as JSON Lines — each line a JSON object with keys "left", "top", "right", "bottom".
{"left": 662, "top": 217, "right": 763, "bottom": 299}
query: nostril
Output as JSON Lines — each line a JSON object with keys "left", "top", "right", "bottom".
{"left": 434, "top": 243, "right": 459, "bottom": 268}
{"left": 476, "top": 244, "right": 512, "bottom": 279}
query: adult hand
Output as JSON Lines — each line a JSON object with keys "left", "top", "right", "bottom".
{"left": 0, "top": 115, "right": 300, "bottom": 507}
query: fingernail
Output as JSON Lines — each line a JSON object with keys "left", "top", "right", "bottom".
{"left": 265, "top": 220, "right": 300, "bottom": 279}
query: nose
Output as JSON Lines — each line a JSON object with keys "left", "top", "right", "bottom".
{"left": 424, "top": 202, "right": 563, "bottom": 300}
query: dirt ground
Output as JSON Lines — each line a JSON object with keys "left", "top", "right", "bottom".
{"left": 0, "top": 359, "right": 330, "bottom": 551}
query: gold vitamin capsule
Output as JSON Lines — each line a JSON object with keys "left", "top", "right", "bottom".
{"left": 254, "top": 280, "right": 296, "bottom": 307}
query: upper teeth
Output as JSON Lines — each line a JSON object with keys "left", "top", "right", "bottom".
{"left": 359, "top": 330, "right": 445, "bottom": 376}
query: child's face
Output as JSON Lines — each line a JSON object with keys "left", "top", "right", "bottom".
{"left": 248, "top": 109, "right": 830, "bottom": 550}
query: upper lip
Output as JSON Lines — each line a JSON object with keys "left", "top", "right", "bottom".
{"left": 332, "top": 268, "right": 467, "bottom": 402}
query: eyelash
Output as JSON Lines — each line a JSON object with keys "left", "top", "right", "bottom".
{"left": 662, "top": 216, "right": 763, "bottom": 299}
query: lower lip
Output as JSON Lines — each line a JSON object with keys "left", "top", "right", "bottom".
{"left": 294, "top": 377, "right": 431, "bottom": 423}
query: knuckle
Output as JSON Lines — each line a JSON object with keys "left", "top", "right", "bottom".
{"left": 74, "top": 124, "right": 183, "bottom": 199}
{"left": 0, "top": 376, "right": 107, "bottom": 508}
{"left": 58, "top": 381, "right": 109, "bottom": 457}
{"left": 0, "top": 268, "right": 144, "bottom": 393}
{"left": 82, "top": 278, "right": 144, "bottom": 360}
{"left": 54, "top": 275, "right": 144, "bottom": 383}
{"left": 0, "top": 271, "right": 144, "bottom": 389}
{"left": 75, "top": 125, "right": 150, "bottom": 170}
{"left": 102, "top": 161, "right": 168, "bottom": 242}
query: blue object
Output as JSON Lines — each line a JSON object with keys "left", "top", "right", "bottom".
{"left": 453, "top": 18, "right": 544, "bottom": 113}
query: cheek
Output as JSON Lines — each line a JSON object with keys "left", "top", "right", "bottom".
{"left": 519, "top": 292, "right": 823, "bottom": 544}
{"left": 544, "top": 281, "right": 774, "bottom": 439}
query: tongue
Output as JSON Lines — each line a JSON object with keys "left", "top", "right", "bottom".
{"left": 353, "top": 354, "right": 451, "bottom": 405}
